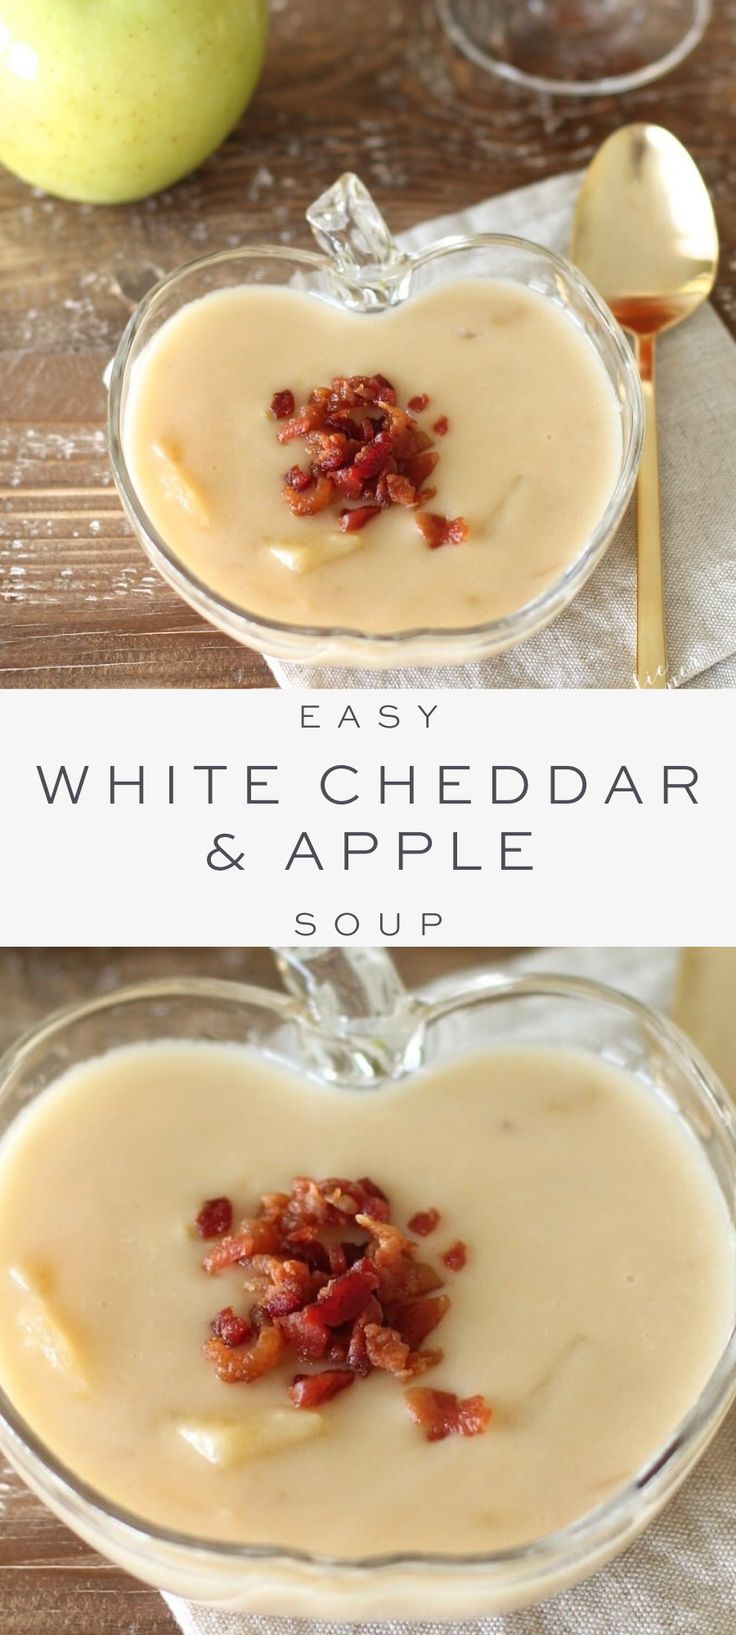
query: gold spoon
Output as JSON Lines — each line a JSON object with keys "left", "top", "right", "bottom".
{"left": 673, "top": 949, "right": 736, "bottom": 1100}
{"left": 571, "top": 125, "right": 718, "bottom": 689}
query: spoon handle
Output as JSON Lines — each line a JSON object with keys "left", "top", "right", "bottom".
{"left": 634, "top": 335, "right": 669, "bottom": 688}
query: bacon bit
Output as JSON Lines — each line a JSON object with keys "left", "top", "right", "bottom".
{"left": 295, "top": 1238, "right": 330, "bottom": 1274}
{"left": 327, "top": 1242, "right": 348, "bottom": 1277}
{"left": 285, "top": 465, "right": 315, "bottom": 493}
{"left": 280, "top": 1176, "right": 333, "bottom": 1231}
{"left": 316, "top": 1259, "right": 380, "bottom": 1325}
{"left": 355, "top": 1213, "right": 412, "bottom": 1255}
{"left": 195, "top": 1197, "right": 233, "bottom": 1239}
{"left": 407, "top": 1347, "right": 444, "bottom": 1376}
{"left": 413, "top": 427, "right": 435, "bottom": 453}
{"left": 279, "top": 1175, "right": 391, "bottom": 1233}
{"left": 267, "top": 375, "right": 462, "bottom": 544}
{"left": 327, "top": 1330, "right": 351, "bottom": 1365}
{"left": 363, "top": 372, "right": 396, "bottom": 403}
{"left": 346, "top": 1294, "right": 383, "bottom": 1376}
{"left": 270, "top": 389, "right": 295, "bottom": 420}
{"left": 443, "top": 1240, "right": 468, "bottom": 1272}
{"left": 353, "top": 432, "right": 392, "bottom": 478}
{"left": 282, "top": 474, "right": 334, "bottom": 517}
{"left": 402, "top": 1349, "right": 439, "bottom": 1377}
{"left": 355, "top": 1212, "right": 438, "bottom": 1308}
{"left": 276, "top": 1304, "right": 330, "bottom": 1361}
{"left": 358, "top": 1176, "right": 389, "bottom": 1204}
{"left": 408, "top": 1208, "right": 441, "bottom": 1238}
{"left": 204, "top": 1324, "right": 284, "bottom": 1383}
{"left": 253, "top": 1257, "right": 315, "bottom": 1318}
{"left": 309, "top": 430, "right": 353, "bottom": 473}
{"left": 385, "top": 472, "right": 419, "bottom": 508}
{"left": 433, "top": 415, "right": 449, "bottom": 436}
{"left": 197, "top": 1174, "right": 486, "bottom": 1434}
{"left": 415, "top": 512, "right": 469, "bottom": 550}
{"left": 414, "top": 1260, "right": 445, "bottom": 1295}
{"left": 406, "top": 450, "right": 439, "bottom": 489}
{"left": 395, "top": 1294, "right": 451, "bottom": 1350}
{"left": 339, "top": 504, "right": 382, "bottom": 533}
{"left": 277, "top": 403, "right": 327, "bottom": 443}
{"left": 321, "top": 1178, "right": 391, "bottom": 1222}
{"left": 364, "top": 1322, "right": 411, "bottom": 1375}
{"left": 259, "top": 1191, "right": 290, "bottom": 1221}
{"left": 405, "top": 1388, "right": 492, "bottom": 1442}
{"left": 326, "top": 411, "right": 363, "bottom": 438}
{"left": 290, "top": 1370, "right": 355, "bottom": 1409}
{"left": 362, "top": 1323, "right": 442, "bottom": 1381}
{"left": 332, "top": 465, "right": 364, "bottom": 500}
{"left": 203, "top": 1216, "right": 280, "bottom": 1274}
{"left": 210, "top": 1306, "right": 252, "bottom": 1348}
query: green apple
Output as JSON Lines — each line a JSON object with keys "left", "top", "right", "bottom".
{"left": 0, "top": 0, "right": 269, "bottom": 204}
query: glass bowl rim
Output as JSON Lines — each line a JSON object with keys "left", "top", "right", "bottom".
{"left": 0, "top": 967, "right": 732, "bottom": 1587}
{"left": 106, "top": 233, "right": 645, "bottom": 661}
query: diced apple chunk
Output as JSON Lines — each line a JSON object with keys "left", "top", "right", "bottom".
{"left": 10, "top": 1265, "right": 88, "bottom": 1392}
{"left": 153, "top": 438, "right": 210, "bottom": 526}
{"left": 176, "top": 1408, "right": 325, "bottom": 1468}
{"left": 268, "top": 533, "right": 367, "bottom": 574}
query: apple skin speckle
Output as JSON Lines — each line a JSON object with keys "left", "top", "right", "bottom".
{"left": 0, "top": 0, "right": 269, "bottom": 204}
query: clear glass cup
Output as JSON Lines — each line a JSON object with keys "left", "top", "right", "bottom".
{"left": 107, "top": 175, "right": 644, "bottom": 670}
{"left": 436, "top": 0, "right": 713, "bottom": 97}
{"left": 0, "top": 954, "right": 734, "bottom": 1617}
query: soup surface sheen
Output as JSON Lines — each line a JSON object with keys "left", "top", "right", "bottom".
{"left": 123, "top": 281, "right": 622, "bottom": 633}
{"left": 0, "top": 1040, "right": 731, "bottom": 1554}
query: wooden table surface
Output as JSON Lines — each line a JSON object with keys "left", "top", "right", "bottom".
{"left": 0, "top": 945, "right": 503, "bottom": 1633}
{"left": 1, "top": 1, "right": 735, "bottom": 688}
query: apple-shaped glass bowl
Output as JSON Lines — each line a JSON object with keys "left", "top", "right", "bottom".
{"left": 107, "top": 175, "right": 644, "bottom": 668}
{"left": 0, "top": 950, "right": 734, "bottom": 1617}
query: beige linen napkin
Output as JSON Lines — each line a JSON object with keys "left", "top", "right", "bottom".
{"left": 265, "top": 173, "right": 736, "bottom": 690}
{"left": 165, "top": 946, "right": 736, "bottom": 1635}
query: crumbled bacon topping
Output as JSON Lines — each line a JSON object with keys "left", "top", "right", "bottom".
{"left": 195, "top": 1175, "right": 489, "bottom": 1439}
{"left": 443, "top": 1240, "right": 468, "bottom": 1272}
{"left": 281, "top": 473, "right": 334, "bottom": 517}
{"left": 408, "top": 1208, "right": 441, "bottom": 1237}
{"left": 204, "top": 1323, "right": 284, "bottom": 1383}
{"left": 290, "top": 1370, "right": 355, "bottom": 1408}
{"left": 339, "top": 504, "right": 382, "bottom": 533}
{"left": 211, "top": 1306, "right": 253, "bottom": 1348}
{"left": 415, "top": 512, "right": 469, "bottom": 550}
{"left": 395, "top": 1293, "right": 450, "bottom": 1349}
{"left": 316, "top": 1259, "right": 380, "bottom": 1324}
{"left": 285, "top": 464, "right": 314, "bottom": 493}
{"left": 270, "top": 389, "right": 296, "bottom": 420}
{"left": 195, "top": 1196, "right": 233, "bottom": 1239}
{"left": 268, "top": 377, "right": 465, "bottom": 546}
{"left": 202, "top": 1215, "right": 281, "bottom": 1274}
{"left": 405, "top": 1387, "right": 492, "bottom": 1441}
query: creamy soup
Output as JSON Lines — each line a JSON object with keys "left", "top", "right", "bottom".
{"left": 0, "top": 1041, "right": 731, "bottom": 1556}
{"left": 122, "top": 281, "right": 622, "bottom": 634}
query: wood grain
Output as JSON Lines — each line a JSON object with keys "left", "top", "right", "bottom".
{"left": 1, "top": 0, "right": 735, "bottom": 687}
{"left": 0, "top": 944, "right": 511, "bottom": 1632}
